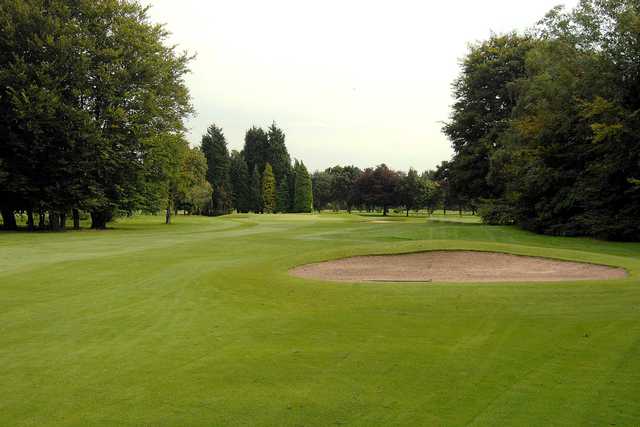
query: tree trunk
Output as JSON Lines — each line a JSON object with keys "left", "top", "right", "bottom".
{"left": 27, "top": 208, "right": 34, "bottom": 231}
{"left": 383, "top": 205, "right": 388, "bottom": 216}
{"left": 90, "top": 210, "right": 111, "bottom": 229}
{"left": 39, "top": 210, "right": 45, "bottom": 229}
{"left": 165, "top": 206, "right": 171, "bottom": 224}
{"left": 406, "top": 208, "right": 409, "bottom": 217}
{"left": 59, "top": 212, "right": 66, "bottom": 230}
{"left": 73, "top": 209, "right": 80, "bottom": 230}
{"left": 1, "top": 208, "right": 17, "bottom": 230}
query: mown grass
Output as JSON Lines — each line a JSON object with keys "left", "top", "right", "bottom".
{"left": 1, "top": 213, "right": 639, "bottom": 426}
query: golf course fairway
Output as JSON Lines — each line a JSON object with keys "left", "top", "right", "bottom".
{"left": 1, "top": 213, "right": 639, "bottom": 426}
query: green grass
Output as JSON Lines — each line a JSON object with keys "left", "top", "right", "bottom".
{"left": 1, "top": 213, "right": 640, "bottom": 426}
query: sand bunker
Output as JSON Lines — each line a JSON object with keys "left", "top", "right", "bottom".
{"left": 290, "top": 251, "right": 627, "bottom": 283}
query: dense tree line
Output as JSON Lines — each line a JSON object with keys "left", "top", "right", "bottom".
{"left": 199, "top": 122, "right": 314, "bottom": 215}
{"left": 311, "top": 164, "right": 441, "bottom": 216}
{"left": 0, "top": 0, "right": 206, "bottom": 230}
{"left": 444, "top": 0, "right": 640, "bottom": 240}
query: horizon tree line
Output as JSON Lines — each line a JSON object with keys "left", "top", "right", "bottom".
{"left": 310, "top": 164, "right": 444, "bottom": 216}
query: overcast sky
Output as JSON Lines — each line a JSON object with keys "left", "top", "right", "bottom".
{"left": 141, "top": 0, "right": 577, "bottom": 172}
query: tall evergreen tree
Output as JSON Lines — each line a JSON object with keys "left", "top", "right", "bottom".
{"left": 267, "top": 122, "right": 291, "bottom": 184}
{"left": 250, "top": 165, "right": 263, "bottom": 213}
{"left": 261, "top": 163, "right": 277, "bottom": 213}
{"left": 243, "top": 127, "right": 269, "bottom": 177}
{"left": 200, "top": 124, "right": 232, "bottom": 215}
{"left": 293, "top": 161, "right": 313, "bottom": 213}
{"left": 229, "top": 150, "right": 251, "bottom": 213}
{"left": 275, "top": 178, "right": 290, "bottom": 213}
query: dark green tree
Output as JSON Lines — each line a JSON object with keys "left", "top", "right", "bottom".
{"left": 442, "top": 33, "right": 534, "bottom": 212}
{"left": 229, "top": 151, "right": 251, "bottom": 213}
{"left": 0, "top": 0, "right": 193, "bottom": 230}
{"left": 201, "top": 124, "right": 232, "bottom": 215}
{"left": 312, "top": 170, "right": 333, "bottom": 212}
{"left": 329, "top": 165, "right": 361, "bottom": 212}
{"left": 267, "top": 122, "right": 292, "bottom": 184}
{"left": 275, "top": 178, "right": 290, "bottom": 213}
{"left": 243, "top": 127, "right": 269, "bottom": 177}
{"left": 398, "top": 168, "right": 423, "bottom": 217}
{"left": 250, "top": 165, "right": 263, "bottom": 213}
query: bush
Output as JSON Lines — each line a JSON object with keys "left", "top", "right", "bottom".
{"left": 478, "top": 199, "right": 516, "bottom": 225}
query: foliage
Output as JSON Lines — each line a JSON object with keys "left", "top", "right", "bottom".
{"left": 312, "top": 171, "right": 333, "bottom": 211}
{"left": 445, "top": 0, "right": 640, "bottom": 240}
{"left": 250, "top": 165, "right": 263, "bottom": 213}
{"left": 293, "top": 161, "right": 313, "bottom": 213}
{"left": 275, "top": 178, "right": 290, "bottom": 213}
{"left": 176, "top": 147, "right": 212, "bottom": 214}
{"left": 243, "top": 127, "right": 269, "bottom": 178}
{"left": 0, "top": 0, "right": 193, "bottom": 229}
{"left": 229, "top": 150, "right": 252, "bottom": 213}
{"left": 261, "top": 163, "right": 276, "bottom": 213}
{"left": 200, "top": 124, "right": 232, "bottom": 215}
{"left": 266, "top": 123, "right": 291, "bottom": 184}
{"left": 353, "top": 164, "right": 401, "bottom": 216}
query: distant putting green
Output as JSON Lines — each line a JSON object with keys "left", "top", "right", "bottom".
{"left": 1, "top": 213, "right": 640, "bottom": 425}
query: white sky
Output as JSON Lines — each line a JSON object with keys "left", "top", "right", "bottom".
{"left": 142, "top": 0, "right": 577, "bottom": 172}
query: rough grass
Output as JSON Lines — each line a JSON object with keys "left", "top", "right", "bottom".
{"left": 1, "top": 213, "right": 639, "bottom": 426}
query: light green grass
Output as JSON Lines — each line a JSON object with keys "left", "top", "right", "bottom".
{"left": 1, "top": 213, "right": 639, "bottom": 426}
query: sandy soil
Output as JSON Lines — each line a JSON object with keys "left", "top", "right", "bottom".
{"left": 289, "top": 251, "right": 627, "bottom": 283}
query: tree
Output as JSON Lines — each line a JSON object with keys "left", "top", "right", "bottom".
{"left": 142, "top": 134, "right": 189, "bottom": 224}
{"left": 312, "top": 170, "right": 333, "bottom": 212}
{"left": 398, "top": 168, "right": 423, "bottom": 217}
{"left": 421, "top": 172, "right": 441, "bottom": 214}
{"left": 443, "top": 1, "right": 640, "bottom": 240}
{"left": 250, "top": 165, "right": 263, "bottom": 213}
{"left": 275, "top": 178, "right": 290, "bottom": 213}
{"left": 261, "top": 163, "right": 277, "bottom": 213}
{"left": 175, "top": 147, "right": 212, "bottom": 215}
{"left": 0, "top": 0, "right": 193, "bottom": 230}
{"left": 328, "top": 165, "right": 361, "bottom": 212}
{"left": 201, "top": 124, "right": 232, "bottom": 215}
{"left": 243, "top": 127, "right": 269, "bottom": 177}
{"left": 293, "top": 161, "right": 313, "bottom": 213}
{"left": 267, "top": 122, "right": 292, "bottom": 184}
{"left": 352, "top": 165, "right": 401, "bottom": 215}
{"left": 442, "top": 33, "right": 534, "bottom": 211}
{"left": 229, "top": 151, "right": 251, "bottom": 213}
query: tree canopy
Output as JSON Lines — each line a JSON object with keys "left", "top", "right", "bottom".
{"left": 443, "top": 0, "right": 640, "bottom": 240}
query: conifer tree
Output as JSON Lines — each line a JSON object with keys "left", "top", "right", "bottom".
{"left": 250, "top": 165, "right": 263, "bottom": 213}
{"left": 261, "top": 163, "right": 276, "bottom": 213}
{"left": 229, "top": 150, "right": 251, "bottom": 213}
{"left": 243, "top": 127, "right": 269, "bottom": 176}
{"left": 267, "top": 122, "right": 291, "bottom": 184}
{"left": 293, "top": 161, "right": 313, "bottom": 213}
{"left": 276, "top": 178, "right": 290, "bottom": 213}
{"left": 201, "top": 124, "right": 232, "bottom": 215}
